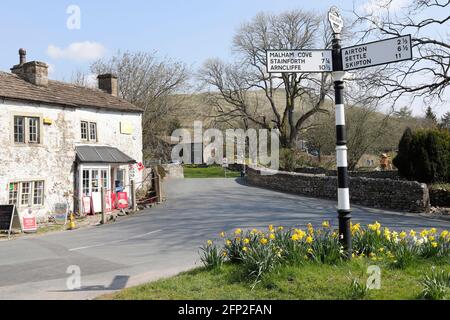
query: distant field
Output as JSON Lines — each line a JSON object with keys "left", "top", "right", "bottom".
{"left": 183, "top": 166, "right": 241, "bottom": 178}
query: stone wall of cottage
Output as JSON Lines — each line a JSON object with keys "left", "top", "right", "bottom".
{"left": 246, "top": 167, "right": 430, "bottom": 213}
{"left": 0, "top": 99, "right": 143, "bottom": 222}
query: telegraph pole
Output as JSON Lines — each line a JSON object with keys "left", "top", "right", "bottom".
{"left": 329, "top": 6, "right": 352, "bottom": 258}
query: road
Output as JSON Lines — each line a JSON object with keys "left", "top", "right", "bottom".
{"left": 1, "top": 178, "right": 449, "bottom": 300}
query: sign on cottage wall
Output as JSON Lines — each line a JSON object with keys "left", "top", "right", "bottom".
{"left": 120, "top": 121, "right": 134, "bottom": 135}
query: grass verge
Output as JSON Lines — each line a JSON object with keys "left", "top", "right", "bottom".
{"left": 102, "top": 258, "right": 449, "bottom": 300}
{"left": 184, "top": 165, "right": 241, "bottom": 178}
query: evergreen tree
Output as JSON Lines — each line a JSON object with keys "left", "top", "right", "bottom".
{"left": 425, "top": 106, "right": 438, "bottom": 125}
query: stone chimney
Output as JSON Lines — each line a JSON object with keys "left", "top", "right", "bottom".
{"left": 11, "top": 49, "right": 49, "bottom": 87}
{"left": 97, "top": 74, "right": 118, "bottom": 97}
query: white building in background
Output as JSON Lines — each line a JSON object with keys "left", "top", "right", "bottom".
{"left": 0, "top": 49, "right": 143, "bottom": 222}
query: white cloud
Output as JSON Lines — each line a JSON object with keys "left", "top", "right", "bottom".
{"left": 47, "top": 41, "right": 106, "bottom": 61}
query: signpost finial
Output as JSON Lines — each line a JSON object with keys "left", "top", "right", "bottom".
{"left": 328, "top": 6, "right": 344, "bottom": 34}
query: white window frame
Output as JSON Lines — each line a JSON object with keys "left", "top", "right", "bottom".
{"left": 8, "top": 181, "right": 45, "bottom": 207}
{"left": 13, "top": 115, "right": 41, "bottom": 144}
{"left": 81, "top": 121, "right": 98, "bottom": 142}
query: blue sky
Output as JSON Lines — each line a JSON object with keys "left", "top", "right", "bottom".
{"left": 0, "top": 0, "right": 447, "bottom": 116}
{"left": 0, "top": 0, "right": 359, "bottom": 79}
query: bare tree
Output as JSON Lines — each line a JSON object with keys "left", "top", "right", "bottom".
{"left": 199, "top": 10, "right": 338, "bottom": 148}
{"left": 353, "top": 0, "right": 450, "bottom": 104}
{"left": 91, "top": 51, "right": 190, "bottom": 161}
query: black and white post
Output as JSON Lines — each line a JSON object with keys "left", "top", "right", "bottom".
{"left": 329, "top": 7, "right": 352, "bottom": 258}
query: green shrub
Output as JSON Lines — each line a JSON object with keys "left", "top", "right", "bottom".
{"left": 393, "top": 128, "right": 450, "bottom": 183}
{"left": 419, "top": 268, "right": 450, "bottom": 300}
{"left": 200, "top": 241, "right": 225, "bottom": 269}
{"left": 346, "top": 274, "right": 370, "bottom": 300}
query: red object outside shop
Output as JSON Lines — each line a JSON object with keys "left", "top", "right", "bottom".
{"left": 117, "top": 192, "right": 129, "bottom": 209}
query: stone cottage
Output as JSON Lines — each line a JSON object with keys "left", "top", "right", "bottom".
{"left": 0, "top": 49, "right": 143, "bottom": 222}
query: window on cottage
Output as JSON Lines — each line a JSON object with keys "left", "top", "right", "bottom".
{"left": 8, "top": 183, "right": 19, "bottom": 205}
{"left": 8, "top": 181, "right": 45, "bottom": 207}
{"left": 28, "top": 117, "right": 40, "bottom": 143}
{"left": 82, "top": 170, "right": 90, "bottom": 196}
{"left": 33, "top": 181, "right": 44, "bottom": 205}
{"left": 21, "top": 182, "right": 31, "bottom": 206}
{"left": 81, "top": 121, "right": 89, "bottom": 140}
{"left": 14, "top": 116, "right": 25, "bottom": 143}
{"left": 81, "top": 121, "right": 97, "bottom": 142}
{"left": 14, "top": 116, "right": 40, "bottom": 144}
{"left": 89, "top": 122, "right": 97, "bottom": 141}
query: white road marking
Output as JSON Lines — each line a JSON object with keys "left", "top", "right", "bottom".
{"left": 68, "top": 229, "right": 163, "bottom": 252}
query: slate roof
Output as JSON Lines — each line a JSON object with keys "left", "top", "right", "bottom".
{"left": 76, "top": 145, "right": 136, "bottom": 164}
{"left": 0, "top": 71, "right": 142, "bottom": 113}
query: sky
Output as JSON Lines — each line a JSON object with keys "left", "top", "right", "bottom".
{"left": 0, "top": 0, "right": 447, "bottom": 116}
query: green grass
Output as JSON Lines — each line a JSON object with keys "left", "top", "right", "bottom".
{"left": 183, "top": 166, "right": 241, "bottom": 178}
{"left": 102, "top": 258, "right": 450, "bottom": 300}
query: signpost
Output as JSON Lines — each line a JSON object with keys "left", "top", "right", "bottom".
{"left": 265, "top": 6, "right": 413, "bottom": 259}
{"left": 266, "top": 50, "right": 333, "bottom": 73}
{"left": 342, "top": 35, "right": 412, "bottom": 71}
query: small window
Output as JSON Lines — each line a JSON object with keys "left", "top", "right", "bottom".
{"left": 8, "top": 183, "right": 19, "bottom": 205}
{"left": 33, "top": 181, "right": 44, "bottom": 205}
{"left": 21, "top": 182, "right": 31, "bottom": 206}
{"left": 14, "top": 116, "right": 25, "bottom": 143}
{"left": 89, "top": 122, "right": 97, "bottom": 141}
{"left": 14, "top": 116, "right": 40, "bottom": 144}
{"left": 81, "top": 121, "right": 97, "bottom": 142}
{"left": 81, "top": 121, "right": 88, "bottom": 140}
{"left": 28, "top": 117, "right": 40, "bottom": 143}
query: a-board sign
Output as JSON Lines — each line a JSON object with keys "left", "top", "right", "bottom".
{"left": 117, "top": 192, "right": 129, "bottom": 209}
{"left": 266, "top": 50, "right": 333, "bottom": 73}
{"left": 21, "top": 208, "right": 37, "bottom": 233}
{"left": 342, "top": 35, "right": 412, "bottom": 71}
{"left": 0, "top": 205, "right": 21, "bottom": 238}
{"left": 0, "top": 205, "right": 15, "bottom": 232}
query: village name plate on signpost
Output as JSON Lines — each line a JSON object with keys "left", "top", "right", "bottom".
{"left": 266, "top": 50, "right": 333, "bottom": 73}
{"left": 342, "top": 35, "right": 412, "bottom": 71}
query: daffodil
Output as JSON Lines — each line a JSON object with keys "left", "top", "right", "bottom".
{"left": 260, "top": 238, "right": 268, "bottom": 245}
{"left": 242, "top": 246, "right": 248, "bottom": 252}
{"left": 278, "top": 226, "right": 284, "bottom": 231}
{"left": 226, "top": 240, "right": 232, "bottom": 246}
{"left": 322, "top": 221, "right": 330, "bottom": 228}
{"left": 399, "top": 231, "right": 407, "bottom": 239}
{"left": 291, "top": 234, "right": 299, "bottom": 241}
{"left": 410, "top": 230, "right": 416, "bottom": 237}
{"left": 269, "top": 234, "right": 276, "bottom": 240}
{"left": 307, "top": 248, "right": 314, "bottom": 254}
{"left": 306, "top": 236, "right": 313, "bottom": 244}
{"left": 431, "top": 242, "right": 438, "bottom": 248}
{"left": 220, "top": 232, "right": 226, "bottom": 238}
{"left": 234, "top": 228, "right": 242, "bottom": 236}
{"left": 440, "top": 230, "right": 449, "bottom": 239}
{"left": 268, "top": 225, "right": 274, "bottom": 233}
{"left": 207, "top": 240, "right": 213, "bottom": 246}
